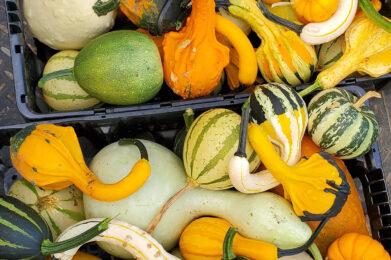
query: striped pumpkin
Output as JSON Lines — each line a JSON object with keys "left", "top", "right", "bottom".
{"left": 250, "top": 83, "right": 308, "bottom": 166}
{"left": 0, "top": 195, "right": 52, "bottom": 259}
{"left": 183, "top": 109, "right": 260, "bottom": 190}
{"left": 40, "top": 50, "right": 100, "bottom": 111}
{"left": 9, "top": 179, "right": 85, "bottom": 239}
{"left": 308, "top": 89, "right": 379, "bottom": 159}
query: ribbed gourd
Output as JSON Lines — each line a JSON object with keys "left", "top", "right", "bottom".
{"left": 308, "top": 89, "right": 380, "bottom": 159}
{"left": 227, "top": 0, "right": 317, "bottom": 86}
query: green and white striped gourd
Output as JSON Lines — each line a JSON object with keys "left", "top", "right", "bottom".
{"left": 40, "top": 50, "right": 100, "bottom": 111}
{"left": 9, "top": 179, "right": 85, "bottom": 239}
{"left": 308, "top": 89, "right": 380, "bottom": 159}
{"left": 316, "top": 36, "right": 344, "bottom": 71}
{"left": 229, "top": 83, "right": 308, "bottom": 193}
{"left": 183, "top": 108, "right": 260, "bottom": 190}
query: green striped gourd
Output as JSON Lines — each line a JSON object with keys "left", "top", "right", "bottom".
{"left": 40, "top": 50, "right": 100, "bottom": 111}
{"left": 9, "top": 179, "right": 85, "bottom": 239}
{"left": 308, "top": 89, "right": 380, "bottom": 159}
{"left": 0, "top": 195, "right": 107, "bottom": 259}
{"left": 183, "top": 108, "right": 260, "bottom": 190}
{"left": 316, "top": 36, "right": 344, "bottom": 71}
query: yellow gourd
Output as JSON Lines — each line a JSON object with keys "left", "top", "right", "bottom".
{"left": 10, "top": 124, "right": 151, "bottom": 202}
{"left": 327, "top": 233, "right": 390, "bottom": 260}
{"left": 292, "top": 0, "right": 340, "bottom": 23}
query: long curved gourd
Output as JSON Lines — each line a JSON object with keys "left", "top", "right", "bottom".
{"left": 230, "top": 98, "right": 350, "bottom": 221}
{"left": 229, "top": 83, "right": 307, "bottom": 193}
{"left": 258, "top": 0, "right": 358, "bottom": 45}
{"left": 180, "top": 217, "right": 323, "bottom": 260}
{"left": 327, "top": 233, "right": 390, "bottom": 259}
{"left": 10, "top": 124, "right": 151, "bottom": 202}
{"left": 226, "top": 0, "right": 317, "bottom": 86}
{"left": 54, "top": 218, "right": 179, "bottom": 260}
{"left": 300, "top": 15, "right": 391, "bottom": 97}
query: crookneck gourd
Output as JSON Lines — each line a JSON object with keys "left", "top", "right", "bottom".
{"left": 229, "top": 83, "right": 307, "bottom": 193}
{"left": 163, "top": 0, "right": 257, "bottom": 99}
{"left": 222, "top": 0, "right": 317, "bottom": 86}
{"left": 300, "top": 15, "right": 391, "bottom": 97}
{"left": 180, "top": 217, "right": 323, "bottom": 260}
{"left": 10, "top": 124, "right": 151, "bottom": 202}
{"left": 229, "top": 85, "right": 350, "bottom": 222}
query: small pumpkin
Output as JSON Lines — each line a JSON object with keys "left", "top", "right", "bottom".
{"left": 10, "top": 124, "right": 151, "bottom": 202}
{"left": 327, "top": 233, "right": 390, "bottom": 260}
{"left": 308, "top": 89, "right": 380, "bottom": 159}
{"left": 291, "top": 0, "right": 340, "bottom": 23}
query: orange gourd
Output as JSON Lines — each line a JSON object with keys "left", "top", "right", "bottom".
{"left": 291, "top": 0, "right": 340, "bottom": 23}
{"left": 10, "top": 124, "right": 151, "bottom": 202}
{"left": 327, "top": 233, "right": 390, "bottom": 260}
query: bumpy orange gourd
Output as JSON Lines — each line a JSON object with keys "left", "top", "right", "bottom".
{"left": 179, "top": 217, "right": 278, "bottom": 260}
{"left": 292, "top": 0, "right": 340, "bottom": 23}
{"left": 10, "top": 124, "right": 151, "bottom": 202}
{"left": 327, "top": 233, "right": 390, "bottom": 260}
{"left": 163, "top": 0, "right": 230, "bottom": 99}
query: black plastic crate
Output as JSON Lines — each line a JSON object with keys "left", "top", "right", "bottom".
{"left": 0, "top": 85, "right": 390, "bottom": 256}
{"left": 5, "top": 0, "right": 391, "bottom": 121}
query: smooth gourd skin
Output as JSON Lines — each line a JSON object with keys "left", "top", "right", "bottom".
{"left": 84, "top": 140, "right": 311, "bottom": 259}
{"left": 0, "top": 196, "right": 52, "bottom": 260}
{"left": 75, "top": 30, "right": 163, "bottom": 105}
{"left": 327, "top": 233, "right": 390, "bottom": 260}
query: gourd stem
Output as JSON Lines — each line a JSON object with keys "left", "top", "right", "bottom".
{"left": 299, "top": 81, "right": 323, "bottom": 97}
{"left": 353, "top": 91, "right": 382, "bottom": 109}
{"left": 307, "top": 243, "right": 322, "bottom": 260}
{"left": 118, "top": 139, "right": 149, "bottom": 160}
{"left": 257, "top": 0, "right": 304, "bottom": 33}
{"left": 93, "top": 0, "right": 120, "bottom": 17}
{"left": 236, "top": 100, "right": 250, "bottom": 158}
{"left": 359, "top": 0, "right": 391, "bottom": 33}
{"left": 183, "top": 108, "right": 195, "bottom": 130}
{"left": 277, "top": 217, "right": 329, "bottom": 257}
{"left": 223, "top": 228, "right": 239, "bottom": 260}
{"left": 38, "top": 69, "right": 74, "bottom": 89}
{"left": 146, "top": 181, "right": 195, "bottom": 233}
{"left": 41, "top": 218, "right": 110, "bottom": 255}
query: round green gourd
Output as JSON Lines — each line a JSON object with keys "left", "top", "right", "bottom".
{"left": 74, "top": 30, "right": 163, "bottom": 105}
{"left": 9, "top": 179, "right": 85, "bottom": 239}
{"left": 308, "top": 88, "right": 379, "bottom": 159}
{"left": 83, "top": 140, "right": 311, "bottom": 259}
{"left": 41, "top": 50, "right": 100, "bottom": 111}
{"left": 183, "top": 108, "right": 260, "bottom": 190}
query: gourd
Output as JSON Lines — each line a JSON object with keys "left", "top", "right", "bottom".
{"left": 226, "top": 0, "right": 317, "bottom": 86}
{"left": 291, "top": 0, "right": 340, "bottom": 23}
{"left": 23, "top": 0, "right": 117, "bottom": 50}
{"left": 10, "top": 124, "right": 151, "bottom": 202}
{"left": 230, "top": 96, "right": 350, "bottom": 222}
{"left": 9, "top": 179, "right": 85, "bottom": 239}
{"left": 120, "top": 0, "right": 191, "bottom": 35}
{"left": 300, "top": 15, "right": 391, "bottom": 97}
{"left": 40, "top": 50, "right": 100, "bottom": 111}
{"left": 83, "top": 140, "right": 312, "bottom": 258}
{"left": 0, "top": 195, "right": 109, "bottom": 259}
{"left": 308, "top": 89, "right": 380, "bottom": 159}
{"left": 73, "top": 251, "right": 101, "bottom": 260}
{"left": 316, "top": 37, "right": 344, "bottom": 71}
{"left": 163, "top": 0, "right": 257, "bottom": 99}
{"left": 179, "top": 217, "right": 323, "bottom": 260}
{"left": 359, "top": 0, "right": 391, "bottom": 33}
{"left": 302, "top": 136, "right": 370, "bottom": 256}
{"left": 327, "top": 233, "right": 390, "bottom": 259}
{"left": 146, "top": 109, "right": 260, "bottom": 233}
{"left": 54, "top": 218, "right": 179, "bottom": 260}
{"left": 258, "top": 0, "right": 358, "bottom": 45}
{"left": 229, "top": 83, "right": 307, "bottom": 193}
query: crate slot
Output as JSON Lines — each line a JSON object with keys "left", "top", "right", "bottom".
{"left": 372, "top": 192, "right": 389, "bottom": 204}
{"left": 9, "top": 24, "right": 21, "bottom": 34}
{"left": 368, "top": 169, "right": 384, "bottom": 182}
{"left": 14, "top": 45, "right": 22, "bottom": 54}
{"left": 8, "top": 12, "right": 20, "bottom": 22}
{"left": 379, "top": 228, "right": 391, "bottom": 239}
{"left": 370, "top": 181, "right": 387, "bottom": 193}
{"left": 6, "top": 1, "right": 18, "bottom": 11}
{"left": 382, "top": 215, "right": 391, "bottom": 226}
{"left": 380, "top": 204, "right": 391, "bottom": 215}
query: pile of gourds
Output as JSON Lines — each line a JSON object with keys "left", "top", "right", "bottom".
{"left": 2, "top": 0, "right": 391, "bottom": 259}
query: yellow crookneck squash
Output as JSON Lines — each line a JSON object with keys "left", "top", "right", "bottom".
{"left": 179, "top": 217, "right": 323, "bottom": 260}
{"left": 327, "top": 233, "right": 390, "bottom": 260}
{"left": 226, "top": 0, "right": 317, "bottom": 86}
{"left": 10, "top": 124, "right": 151, "bottom": 202}
{"left": 163, "top": 0, "right": 257, "bottom": 99}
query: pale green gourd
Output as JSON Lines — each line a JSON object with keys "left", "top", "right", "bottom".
{"left": 83, "top": 140, "right": 312, "bottom": 259}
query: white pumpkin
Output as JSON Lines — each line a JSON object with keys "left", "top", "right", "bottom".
{"left": 23, "top": 0, "right": 116, "bottom": 50}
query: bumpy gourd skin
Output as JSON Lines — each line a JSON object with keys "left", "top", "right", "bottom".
{"left": 10, "top": 124, "right": 151, "bottom": 202}
{"left": 292, "top": 0, "right": 340, "bottom": 23}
